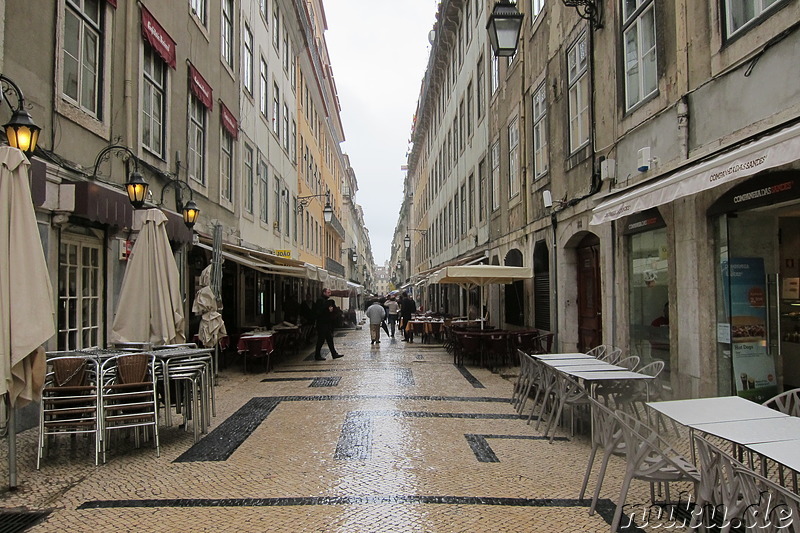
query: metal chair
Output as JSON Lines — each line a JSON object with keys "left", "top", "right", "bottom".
{"left": 99, "top": 353, "right": 160, "bottom": 462}
{"left": 239, "top": 337, "right": 271, "bottom": 372}
{"left": 691, "top": 434, "right": 749, "bottom": 532}
{"left": 543, "top": 373, "right": 590, "bottom": 441}
{"left": 37, "top": 356, "right": 101, "bottom": 468}
{"left": 580, "top": 396, "right": 626, "bottom": 516}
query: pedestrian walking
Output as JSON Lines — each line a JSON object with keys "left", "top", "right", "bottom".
{"left": 365, "top": 300, "right": 386, "bottom": 345}
{"left": 313, "top": 288, "right": 344, "bottom": 361}
{"left": 400, "top": 291, "right": 417, "bottom": 342}
{"left": 383, "top": 294, "right": 400, "bottom": 338}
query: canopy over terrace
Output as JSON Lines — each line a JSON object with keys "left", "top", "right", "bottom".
{"left": 430, "top": 265, "right": 533, "bottom": 328}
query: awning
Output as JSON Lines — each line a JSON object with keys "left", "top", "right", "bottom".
{"left": 195, "top": 242, "right": 307, "bottom": 278}
{"left": 141, "top": 6, "right": 176, "bottom": 69}
{"left": 346, "top": 281, "right": 364, "bottom": 295}
{"left": 591, "top": 122, "right": 800, "bottom": 225}
{"left": 431, "top": 265, "right": 533, "bottom": 289}
{"left": 188, "top": 63, "right": 212, "bottom": 110}
{"left": 220, "top": 102, "right": 238, "bottom": 138}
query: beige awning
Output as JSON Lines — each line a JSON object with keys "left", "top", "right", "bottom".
{"left": 195, "top": 242, "right": 307, "bottom": 278}
{"left": 431, "top": 265, "right": 533, "bottom": 288}
{"left": 591, "top": 122, "right": 800, "bottom": 225}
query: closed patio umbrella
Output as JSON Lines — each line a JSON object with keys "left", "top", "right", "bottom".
{"left": 111, "top": 209, "right": 185, "bottom": 346}
{"left": 192, "top": 264, "right": 226, "bottom": 348}
{"left": 0, "top": 146, "right": 56, "bottom": 487}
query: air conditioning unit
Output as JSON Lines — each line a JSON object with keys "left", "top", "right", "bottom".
{"left": 637, "top": 147, "right": 651, "bottom": 172}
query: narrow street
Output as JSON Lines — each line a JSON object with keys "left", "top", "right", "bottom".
{"left": 0, "top": 327, "right": 663, "bottom": 532}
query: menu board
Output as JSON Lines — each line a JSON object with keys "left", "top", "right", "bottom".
{"left": 722, "top": 258, "right": 777, "bottom": 402}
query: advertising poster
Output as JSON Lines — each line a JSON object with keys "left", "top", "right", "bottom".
{"left": 724, "top": 258, "right": 777, "bottom": 402}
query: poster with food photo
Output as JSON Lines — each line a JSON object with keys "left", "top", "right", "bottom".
{"left": 723, "top": 258, "right": 777, "bottom": 401}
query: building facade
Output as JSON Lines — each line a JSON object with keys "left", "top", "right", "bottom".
{"left": 398, "top": 0, "right": 800, "bottom": 399}
{"left": 1, "top": 0, "right": 373, "bottom": 352}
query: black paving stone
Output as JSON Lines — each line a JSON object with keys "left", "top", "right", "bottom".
{"left": 455, "top": 365, "right": 485, "bottom": 388}
{"left": 464, "top": 434, "right": 569, "bottom": 462}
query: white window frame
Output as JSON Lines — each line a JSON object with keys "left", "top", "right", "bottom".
{"left": 272, "top": 82, "right": 280, "bottom": 136}
{"left": 243, "top": 143, "right": 254, "bottom": 214}
{"left": 491, "top": 141, "right": 500, "bottom": 211}
{"left": 260, "top": 57, "right": 268, "bottom": 117}
{"left": 58, "top": 234, "right": 103, "bottom": 351}
{"left": 259, "top": 159, "right": 269, "bottom": 223}
{"left": 623, "top": 0, "right": 657, "bottom": 111}
{"left": 61, "top": 0, "right": 104, "bottom": 119}
{"left": 532, "top": 82, "right": 548, "bottom": 179}
{"left": 283, "top": 103, "right": 290, "bottom": 152}
{"left": 142, "top": 45, "right": 166, "bottom": 158}
{"left": 725, "top": 0, "right": 782, "bottom": 38}
{"left": 191, "top": 0, "right": 207, "bottom": 26}
{"left": 531, "top": 0, "right": 545, "bottom": 18}
{"left": 508, "top": 118, "right": 519, "bottom": 198}
{"left": 243, "top": 24, "right": 254, "bottom": 94}
{"left": 220, "top": 129, "right": 234, "bottom": 203}
{"left": 221, "top": 0, "right": 234, "bottom": 67}
{"left": 567, "top": 32, "right": 590, "bottom": 153}
{"left": 188, "top": 94, "right": 207, "bottom": 186}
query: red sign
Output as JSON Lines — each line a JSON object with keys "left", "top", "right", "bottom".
{"left": 220, "top": 102, "right": 238, "bottom": 139}
{"left": 141, "top": 6, "right": 176, "bottom": 69}
{"left": 188, "top": 63, "right": 213, "bottom": 110}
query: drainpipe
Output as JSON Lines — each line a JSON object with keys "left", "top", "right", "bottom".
{"left": 550, "top": 211, "right": 558, "bottom": 349}
{"left": 124, "top": 0, "right": 136, "bottom": 145}
{"left": 677, "top": 97, "right": 689, "bottom": 160}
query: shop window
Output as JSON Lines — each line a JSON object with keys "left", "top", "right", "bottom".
{"left": 58, "top": 235, "right": 103, "bottom": 350}
{"left": 627, "top": 213, "right": 670, "bottom": 380}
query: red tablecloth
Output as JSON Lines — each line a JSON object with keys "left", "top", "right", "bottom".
{"left": 237, "top": 332, "right": 274, "bottom": 354}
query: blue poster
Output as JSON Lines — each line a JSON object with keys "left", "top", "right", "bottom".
{"left": 724, "top": 258, "right": 777, "bottom": 401}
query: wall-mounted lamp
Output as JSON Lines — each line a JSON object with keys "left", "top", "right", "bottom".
{"left": 95, "top": 144, "right": 199, "bottom": 228}
{"left": 396, "top": 261, "right": 402, "bottom": 271}
{"left": 562, "top": 0, "right": 603, "bottom": 29}
{"left": 486, "top": 1, "right": 524, "bottom": 57}
{"left": 404, "top": 228, "right": 428, "bottom": 250}
{"left": 542, "top": 190, "right": 568, "bottom": 209}
{"left": 351, "top": 248, "right": 358, "bottom": 263}
{"left": 297, "top": 192, "right": 333, "bottom": 223}
{"left": 0, "top": 74, "right": 41, "bottom": 154}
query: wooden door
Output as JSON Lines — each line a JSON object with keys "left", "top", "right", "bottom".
{"left": 577, "top": 236, "right": 602, "bottom": 352}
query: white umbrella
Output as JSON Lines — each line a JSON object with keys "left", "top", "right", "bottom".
{"left": 110, "top": 209, "right": 185, "bottom": 346}
{"left": 0, "top": 146, "right": 56, "bottom": 487}
{"left": 192, "top": 264, "right": 226, "bottom": 348}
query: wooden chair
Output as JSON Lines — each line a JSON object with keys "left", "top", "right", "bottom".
{"left": 453, "top": 332, "right": 482, "bottom": 366}
{"left": 99, "top": 353, "right": 160, "bottom": 463}
{"left": 37, "top": 356, "right": 101, "bottom": 468}
{"left": 239, "top": 337, "right": 271, "bottom": 372}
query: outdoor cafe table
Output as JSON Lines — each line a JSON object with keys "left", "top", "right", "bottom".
{"left": 532, "top": 352, "right": 597, "bottom": 360}
{"left": 237, "top": 331, "right": 275, "bottom": 354}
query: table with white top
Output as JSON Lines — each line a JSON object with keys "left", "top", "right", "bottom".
{"left": 542, "top": 360, "right": 627, "bottom": 371}
{"left": 532, "top": 352, "right": 596, "bottom": 360}
{"left": 748, "top": 438, "right": 800, "bottom": 488}
{"left": 646, "top": 396, "right": 787, "bottom": 426}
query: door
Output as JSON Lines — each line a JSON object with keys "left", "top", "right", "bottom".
{"left": 577, "top": 235, "right": 602, "bottom": 352}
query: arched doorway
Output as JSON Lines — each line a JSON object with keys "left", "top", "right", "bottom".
{"left": 577, "top": 234, "right": 602, "bottom": 351}
{"left": 504, "top": 249, "right": 525, "bottom": 326}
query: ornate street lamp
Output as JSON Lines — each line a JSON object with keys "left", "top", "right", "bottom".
{"left": 0, "top": 74, "right": 41, "bottom": 154}
{"left": 486, "top": 1, "right": 524, "bottom": 57}
{"left": 298, "top": 192, "right": 333, "bottom": 223}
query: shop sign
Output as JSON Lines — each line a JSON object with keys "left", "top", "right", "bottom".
{"left": 275, "top": 250, "right": 292, "bottom": 258}
{"left": 708, "top": 172, "right": 800, "bottom": 216}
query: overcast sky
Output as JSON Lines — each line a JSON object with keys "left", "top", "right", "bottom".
{"left": 324, "top": 1, "right": 439, "bottom": 266}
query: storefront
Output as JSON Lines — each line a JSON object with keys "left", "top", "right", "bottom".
{"left": 710, "top": 171, "right": 800, "bottom": 401}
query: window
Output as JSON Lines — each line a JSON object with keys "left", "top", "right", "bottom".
{"left": 623, "top": 0, "right": 657, "bottom": 111}
{"left": 190, "top": 0, "right": 206, "bottom": 25}
{"left": 260, "top": 0, "right": 268, "bottom": 19}
{"left": 477, "top": 56, "right": 485, "bottom": 119}
{"left": 282, "top": 28, "right": 290, "bottom": 72}
{"left": 220, "top": 130, "right": 233, "bottom": 202}
{"left": 142, "top": 46, "right": 166, "bottom": 157}
{"left": 532, "top": 83, "right": 548, "bottom": 178}
{"left": 221, "top": 0, "right": 233, "bottom": 67}
{"left": 491, "top": 55, "right": 499, "bottom": 95}
{"left": 508, "top": 118, "right": 519, "bottom": 197}
{"left": 291, "top": 119, "right": 297, "bottom": 163}
{"left": 58, "top": 236, "right": 102, "bottom": 350}
{"left": 459, "top": 99, "right": 465, "bottom": 151}
{"left": 567, "top": 33, "right": 590, "bottom": 152}
{"left": 725, "top": 0, "right": 782, "bottom": 37}
{"left": 479, "top": 157, "right": 486, "bottom": 221}
{"left": 188, "top": 95, "right": 206, "bottom": 185}
{"left": 243, "top": 24, "right": 253, "bottom": 94}
{"left": 466, "top": 81, "right": 473, "bottom": 138}
{"left": 63, "top": 0, "right": 102, "bottom": 116}
{"left": 272, "top": 83, "right": 280, "bottom": 136}
{"left": 468, "top": 173, "right": 475, "bottom": 228}
{"left": 531, "top": 0, "right": 545, "bottom": 17}
{"left": 460, "top": 184, "right": 467, "bottom": 233}
{"left": 491, "top": 141, "right": 500, "bottom": 211}
{"left": 273, "top": 176, "right": 281, "bottom": 228}
{"left": 259, "top": 159, "right": 269, "bottom": 222}
{"left": 283, "top": 103, "right": 290, "bottom": 151}
{"left": 260, "top": 57, "right": 268, "bottom": 116}
{"left": 272, "top": 5, "right": 280, "bottom": 51}
{"left": 244, "top": 144, "right": 254, "bottom": 214}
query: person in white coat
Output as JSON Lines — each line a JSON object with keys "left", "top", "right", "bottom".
{"left": 365, "top": 300, "right": 387, "bottom": 345}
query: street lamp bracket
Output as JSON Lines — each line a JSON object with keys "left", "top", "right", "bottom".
{"left": 562, "top": 0, "right": 603, "bottom": 29}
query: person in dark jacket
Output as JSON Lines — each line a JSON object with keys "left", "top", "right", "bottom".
{"left": 400, "top": 291, "right": 417, "bottom": 342}
{"left": 313, "top": 288, "right": 343, "bottom": 361}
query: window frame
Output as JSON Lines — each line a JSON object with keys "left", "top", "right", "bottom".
{"left": 622, "top": 0, "right": 658, "bottom": 112}
{"left": 188, "top": 94, "right": 207, "bottom": 186}
{"left": 243, "top": 143, "right": 254, "bottom": 214}
{"left": 532, "top": 82, "right": 549, "bottom": 179}
{"left": 141, "top": 45, "right": 167, "bottom": 158}
{"left": 221, "top": 0, "right": 234, "bottom": 68}
{"left": 220, "top": 129, "right": 234, "bottom": 204}
{"left": 567, "top": 32, "right": 590, "bottom": 153}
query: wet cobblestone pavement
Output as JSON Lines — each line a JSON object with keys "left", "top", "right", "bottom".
{"left": 0, "top": 327, "right": 685, "bottom": 532}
